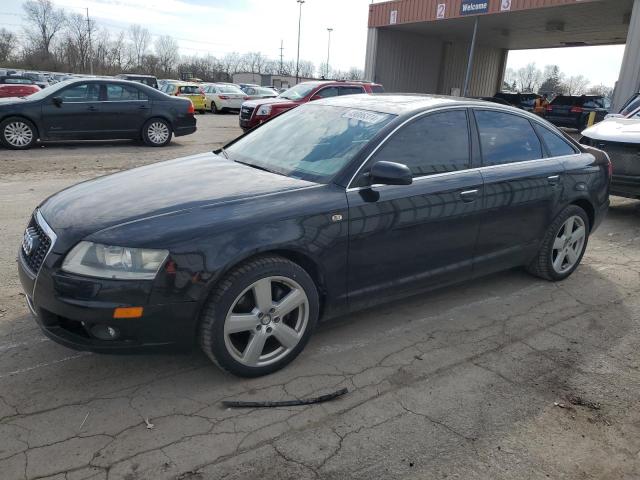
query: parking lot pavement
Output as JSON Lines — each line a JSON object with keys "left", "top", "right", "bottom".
{"left": 1, "top": 118, "right": 640, "bottom": 479}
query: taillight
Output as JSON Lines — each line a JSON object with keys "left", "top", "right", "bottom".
{"left": 570, "top": 106, "right": 583, "bottom": 113}
{"left": 187, "top": 102, "right": 195, "bottom": 114}
{"left": 607, "top": 156, "right": 613, "bottom": 180}
{"left": 243, "top": 96, "right": 250, "bottom": 100}
{"left": 219, "top": 95, "right": 229, "bottom": 100}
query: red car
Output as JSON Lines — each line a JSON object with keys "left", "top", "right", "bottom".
{"left": 239, "top": 80, "right": 384, "bottom": 132}
{"left": 0, "top": 76, "right": 41, "bottom": 98}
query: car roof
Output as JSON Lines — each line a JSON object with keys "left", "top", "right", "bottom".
{"left": 314, "top": 93, "right": 515, "bottom": 115}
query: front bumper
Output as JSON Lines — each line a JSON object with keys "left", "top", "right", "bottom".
{"left": 18, "top": 234, "right": 199, "bottom": 354}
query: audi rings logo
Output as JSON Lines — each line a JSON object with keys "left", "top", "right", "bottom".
{"left": 22, "top": 227, "right": 39, "bottom": 256}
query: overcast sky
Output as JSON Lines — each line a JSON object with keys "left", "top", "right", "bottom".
{"left": 0, "top": 0, "right": 626, "bottom": 86}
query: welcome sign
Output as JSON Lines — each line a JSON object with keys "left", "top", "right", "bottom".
{"left": 460, "top": 0, "right": 489, "bottom": 15}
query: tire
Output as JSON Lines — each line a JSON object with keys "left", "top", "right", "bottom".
{"left": 0, "top": 117, "right": 37, "bottom": 150}
{"left": 199, "top": 110, "right": 206, "bottom": 115}
{"left": 141, "top": 118, "right": 172, "bottom": 147}
{"left": 527, "top": 205, "right": 590, "bottom": 281}
{"left": 210, "top": 102, "right": 219, "bottom": 114}
{"left": 199, "top": 255, "right": 319, "bottom": 377}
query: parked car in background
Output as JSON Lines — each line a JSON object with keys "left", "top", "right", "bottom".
{"left": 243, "top": 86, "right": 278, "bottom": 100}
{"left": 116, "top": 74, "right": 159, "bottom": 89}
{"left": 202, "top": 83, "right": 248, "bottom": 113}
{"left": 22, "top": 72, "right": 50, "bottom": 89}
{"left": 0, "top": 78, "right": 196, "bottom": 149}
{"left": 546, "top": 95, "right": 610, "bottom": 130}
{"left": 161, "top": 82, "right": 207, "bottom": 114}
{"left": 18, "top": 95, "right": 609, "bottom": 377}
{"left": 0, "top": 76, "right": 41, "bottom": 98}
{"left": 581, "top": 115, "right": 640, "bottom": 199}
{"left": 493, "top": 92, "right": 540, "bottom": 111}
{"left": 239, "top": 80, "right": 384, "bottom": 131}
{"left": 238, "top": 83, "right": 260, "bottom": 92}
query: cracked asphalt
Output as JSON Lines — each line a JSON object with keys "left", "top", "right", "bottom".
{"left": 1, "top": 114, "right": 640, "bottom": 479}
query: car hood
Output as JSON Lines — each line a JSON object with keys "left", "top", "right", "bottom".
{"left": 39, "top": 152, "right": 316, "bottom": 249}
{"left": 242, "top": 97, "right": 300, "bottom": 109}
{"left": 582, "top": 117, "right": 640, "bottom": 143}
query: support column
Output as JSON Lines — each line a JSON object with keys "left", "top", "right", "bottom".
{"left": 364, "top": 27, "right": 378, "bottom": 83}
{"left": 612, "top": 0, "right": 640, "bottom": 111}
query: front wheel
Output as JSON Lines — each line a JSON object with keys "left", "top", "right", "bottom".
{"left": 199, "top": 255, "right": 319, "bottom": 377}
{"left": 0, "top": 117, "right": 37, "bottom": 149}
{"left": 527, "top": 205, "right": 590, "bottom": 281}
{"left": 142, "top": 118, "right": 172, "bottom": 147}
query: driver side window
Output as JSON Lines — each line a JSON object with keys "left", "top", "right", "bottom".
{"left": 59, "top": 83, "right": 100, "bottom": 102}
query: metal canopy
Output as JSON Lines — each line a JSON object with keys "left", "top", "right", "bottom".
{"left": 377, "top": 1, "right": 632, "bottom": 50}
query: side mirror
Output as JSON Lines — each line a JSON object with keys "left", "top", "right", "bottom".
{"left": 52, "top": 96, "right": 63, "bottom": 107}
{"left": 369, "top": 161, "right": 412, "bottom": 186}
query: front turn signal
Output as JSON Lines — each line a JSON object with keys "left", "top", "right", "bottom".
{"left": 113, "top": 307, "right": 144, "bottom": 319}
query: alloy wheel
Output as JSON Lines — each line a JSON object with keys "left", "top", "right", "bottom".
{"left": 224, "top": 276, "right": 309, "bottom": 367}
{"left": 147, "top": 122, "right": 170, "bottom": 144}
{"left": 4, "top": 121, "right": 33, "bottom": 147}
{"left": 551, "top": 215, "right": 586, "bottom": 274}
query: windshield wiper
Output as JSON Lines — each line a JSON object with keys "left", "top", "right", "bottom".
{"left": 234, "top": 159, "right": 282, "bottom": 176}
{"left": 215, "top": 146, "right": 229, "bottom": 159}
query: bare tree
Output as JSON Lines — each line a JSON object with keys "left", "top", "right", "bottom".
{"left": 297, "top": 60, "right": 315, "bottom": 79}
{"left": 22, "top": 0, "right": 66, "bottom": 56}
{"left": 0, "top": 28, "right": 18, "bottom": 63}
{"left": 347, "top": 67, "right": 364, "bottom": 80}
{"left": 516, "top": 63, "right": 542, "bottom": 92}
{"left": 61, "top": 12, "right": 96, "bottom": 73}
{"left": 129, "top": 24, "right": 150, "bottom": 69}
{"left": 586, "top": 83, "right": 613, "bottom": 98}
{"left": 563, "top": 75, "right": 590, "bottom": 95}
{"left": 220, "top": 52, "right": 242, "bottom": 75}
{"left": 155, "top": 35, "right": 179, "bottom": 75}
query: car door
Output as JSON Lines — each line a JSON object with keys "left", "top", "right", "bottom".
{"left": 40, "top": 82, "right": 102, "bottom": 138}
{"left": 471, "top": 109, "right": 565, "bottom": 274}
{"left": 346, "top": 108, "right": 484, "bottom": 308}
{"left": 100, "top": 83, "right": 151, "bottom": 137}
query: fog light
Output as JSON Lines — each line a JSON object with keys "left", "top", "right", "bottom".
{"left": 90, "top": 324, "right": 120, "bottom": 341}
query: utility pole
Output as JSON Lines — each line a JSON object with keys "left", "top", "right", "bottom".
{"left": 326, "top": 28, "right": 333, "bottom": 78}
{"left": 295, "top": 0, "right": 305, "bottom": 84}
{"left": 279, "top": 40, "right": 284, "bottom": 75}
{"left": 86, "top": 8, "right": 93, "bottom": 75}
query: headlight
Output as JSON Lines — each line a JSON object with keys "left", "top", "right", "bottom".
{"left": 256, "top": 105, "right": 272, "bottom": 116}
{"left": 62, "top": 241, "right": 169, "bottom": 280}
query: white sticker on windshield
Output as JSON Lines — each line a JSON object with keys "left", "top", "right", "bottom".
{"left": 342, "top": 109, "right": 386, "bottom": 124}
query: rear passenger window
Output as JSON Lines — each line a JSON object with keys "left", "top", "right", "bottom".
{"left": 373, "top": 110, "right": 470, "bottom": 177}
{"left": 370, "top": 85, "right": 385, "bottom": 94}
{"left": 106, "top": 84, "right": 147, "bottom": 101}
{"left": 533, "top": 124, "right": 577, "bottom": 157}
{"left": 475, "top": 110, "right": 542, "bottom": 165}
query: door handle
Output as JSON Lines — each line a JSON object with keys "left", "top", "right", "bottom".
{"left": 459, "top": 189, "right": 479, "bottom": 203}
{"left": 547, "top": 175, "right": 560, "bottom": 185}
{"left": 87, "top": 105, "right": 98, "bottom": 111}
{"left": 138, "top": 105, "right": 150, "bottom": 110}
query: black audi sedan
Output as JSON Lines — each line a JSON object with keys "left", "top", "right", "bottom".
{"left": 18, "top": 95, "right": 610, "bottom": 377}
{"left": 0, "top": 78, "right": 196, "bottom": 149}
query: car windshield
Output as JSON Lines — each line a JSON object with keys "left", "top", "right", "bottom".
{"left": 225, "top": 104, "right": 395, "bottom": 183}
{"left": 22, "top": 78, "right": 76, "bottom": 101}
{"left": 279, "top": 83, "right": 317, "bottom": 100}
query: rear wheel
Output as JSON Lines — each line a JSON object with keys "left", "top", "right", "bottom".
{"left": 527, "top": 205, "right": 590, "bottom": 281}
{"left": 0, "top": 117, "right": 37, "bottom": 149}
{"left": 199, "top": 255, "right": 319, "bottom": 377}
{"left": 142, "top": 118, "right": 172, "bottom": 147}
{"left": 210, "top": 101, "right": 219, "bottom": 114}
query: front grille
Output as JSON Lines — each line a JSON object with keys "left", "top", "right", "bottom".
{"left": 240, "top": 106, "right": 254, "bottom": 120}
{"left": 21, "top": 215, "right": 52, "bottom": 275}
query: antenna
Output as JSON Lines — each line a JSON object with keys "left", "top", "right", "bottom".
{"left": 279, "top": 40, "right": 284, "bottom": 75}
